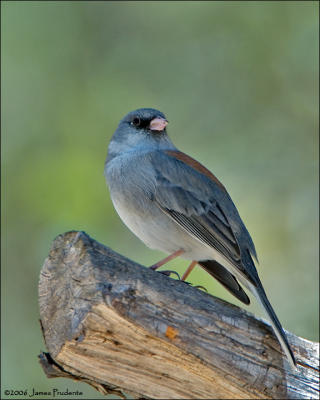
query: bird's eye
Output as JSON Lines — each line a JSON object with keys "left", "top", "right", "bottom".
{"left": 131, "top": 117, "right": 141, "bottom": 127}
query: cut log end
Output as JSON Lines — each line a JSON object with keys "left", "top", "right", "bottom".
{"left": 38, "top": 231, "right": 320, "bottom": 399}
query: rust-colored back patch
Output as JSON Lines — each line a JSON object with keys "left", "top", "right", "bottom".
{"left": 165, "top": 326, "right": 178, "bottom": 340}
{"left": 166, "top": 150, "right": 226, "bottom": 191}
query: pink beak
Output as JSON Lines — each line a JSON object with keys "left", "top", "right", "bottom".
{"left": 149, "top": 117, "right": 168, "bottom": 132}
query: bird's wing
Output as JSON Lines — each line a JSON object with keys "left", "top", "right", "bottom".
{"left": 148, "top": 150, "right": 258, "bottom": 286}
{"left": 147, "top": 150, "right": 296, "bottom": 367}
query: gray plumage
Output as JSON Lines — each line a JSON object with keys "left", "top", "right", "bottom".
{"left": 104, "top": 108, "right": 296, "bottom": 369}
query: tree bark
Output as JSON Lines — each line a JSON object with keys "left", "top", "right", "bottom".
{"left": 38, "top": 231, "right": 319, "bottom": 399}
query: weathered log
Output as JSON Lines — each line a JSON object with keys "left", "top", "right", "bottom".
{"left": 38, "top": 231, "right": 319, "bottom": 399}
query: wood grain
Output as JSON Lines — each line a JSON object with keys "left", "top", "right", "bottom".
{"left": 38, "top": 231, "right": 319, "bottom": 399}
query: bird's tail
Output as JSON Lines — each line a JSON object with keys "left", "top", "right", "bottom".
{"left": 198, "top": 260, "right": 250, "bottom": 305}
{"left": 250, "top": 281, "right": 297, "bottom": 370}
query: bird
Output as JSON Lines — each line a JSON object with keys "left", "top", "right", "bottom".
{"left": 104, "top": 107, "right": 296, "bottom": 369}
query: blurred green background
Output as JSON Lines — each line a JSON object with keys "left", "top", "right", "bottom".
{"left": 1, "top": 1, "right": 318, "bottom": 398}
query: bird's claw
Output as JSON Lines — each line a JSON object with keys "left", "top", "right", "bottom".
{"left": 151, "top": 267, "right": 207, "bottom": 291}
{"left": 180, "top": 280, "right": 208, "bottom": 292}
{"left": 180, "top": 280, "right": 192, "bottom": 285}
{"left": 157, "top": 270, "right": 181, "bottom": 279}
{"left": 193, "top": 285, "right": 208, "bottom": 292}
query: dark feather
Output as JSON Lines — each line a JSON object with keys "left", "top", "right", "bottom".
{"left": 253, "top": 275, "right": 296, "bottom": 366}
{"left": 198, "top": 260, "right": 250, "bottom": 305}
{"left": 167, "top": 209, "right": 241, "bottom": 264}
{"left": 150, "top": 150, "right": 259, "bottom": 285}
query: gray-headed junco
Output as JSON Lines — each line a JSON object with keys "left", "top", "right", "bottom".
{"left": 104, "top": 108, "right": 296, "bottom": 369}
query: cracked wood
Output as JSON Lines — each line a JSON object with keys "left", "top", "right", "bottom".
{"left": 38, "top": 231, "right": 319, "bottom": 399}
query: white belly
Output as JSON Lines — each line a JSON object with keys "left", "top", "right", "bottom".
{"left": 111, "top": 193, "right": 232, "bottom": 267}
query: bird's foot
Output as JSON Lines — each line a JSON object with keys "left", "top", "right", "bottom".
{"left": 156, "top": 270, "right": 181, "bottom": 279}
{"left": 193, "top": 285, "right": 208, "bottom": 292}
{"left": 179, "top": 280, "right": 208, "bottom": 292}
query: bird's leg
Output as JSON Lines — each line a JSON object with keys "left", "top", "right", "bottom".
{"left": 149, "top": 249, "right": 184, "bottom": 278}
{"left": 181, "top": 260, "right": 197, "bottom": 281}
{"left": 180, "top": 261, "right": 208, "bottom": 292}
{"left": 149, "top": 249, "right": 184, "bottom": 270}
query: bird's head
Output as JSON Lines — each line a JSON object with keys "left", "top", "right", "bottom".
{"left": 107, "top": 108, "right": 174, "bottom": 162}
